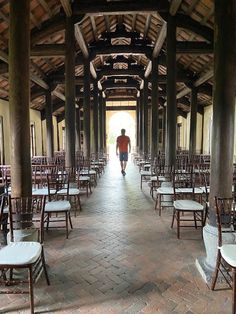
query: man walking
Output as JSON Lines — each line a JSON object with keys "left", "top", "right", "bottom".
{"left": 116, "top": 129, "right": 131, "bottom": 175}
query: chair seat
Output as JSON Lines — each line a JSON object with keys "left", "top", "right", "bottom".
{"left": 3, "top": 206, "right": 8, "bottom": 213}
{"left": 140, "top": 170, "right": 151, "bottom": 176}
{"left": 178, "top": 187, "right": 203, "bottom": 194}
{"left": 32, "top": 188, "right": 56, "bottom": 196}
{"left": 174, "top": 200, "right": 204, "bottom": 210}
{"left": 79, "top": 176, "right": 90, "bottom": 181}
{"left": 0, "top": 242, "right": 42, "bottom": 265}
{"left": 221, "top": 244, "right": 236, "bottom": 267}
{"left": 151, "top": 176, "right": 157, "bottom": 181}
{"left": 45, "top": 200, "right": 71, "bottom": 212}
{"left": 57, "top": 188, "right": 80, "bottom": 195}
{"left": 156, "top": 187, "right": 175, "bottom": 194}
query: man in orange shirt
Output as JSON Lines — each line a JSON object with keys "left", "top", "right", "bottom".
{"left": 116, "top": 129, "right": 131, "bottom": 175}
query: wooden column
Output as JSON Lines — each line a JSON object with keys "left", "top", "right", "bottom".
{"left": 165, "top": 14, "right": 177, "bottom": 166}
{"left": 151, "top": 57, "right": 159, "bottom": 160}
{"left": 45, "top": 90, "right": 54, "bottom": 158}
{"left": 209, "top": 0, "right": 236, "bottom": 226}
{"left": 136, "top": 97, "right": 140, "bottom": 149}
{"left": 93, "top": 80, "right": 99, "bottom": 156}
{"left": 75, "top": 107, "right": 81, "bottom": 152}
{"left": 189, "top": 87, "right": 197, "bottom": 158}
{"left": 99, "top": 92, "right": 103, "bottom": 152}
{"left": 139, "top": 90, "right": 144, "bottom": 153}
{"left": 65, "top": 17, "right": 75, "bottom": 167}
{"left": 102, "top": 97, "right": 107, "bottom": 151}
{"left": 162, "top": 107, "right": 166, "bottom": 152}
{"left": 83, "top": 59, "right": 91, "bottom": 159}
{"left": 56, "top": 118, "right": 60, "bottom": 151}
{"left": 143, "top": 78, "right": 149, "bottom": 156}
{"left": 9, "top": 0, "right": 31, "bottom": 197}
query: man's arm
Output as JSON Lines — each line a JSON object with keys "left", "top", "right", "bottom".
{"left": 128, "top": 138, "right": 131, "bottom": 153}
{"left": 116, "top": 138, "right": 119, "bottom": 155}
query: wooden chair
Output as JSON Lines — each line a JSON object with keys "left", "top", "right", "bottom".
{"left": 45, "top": 173, "right": 73, "bottom": 238}
{"left": 171, "top": 171, "right": 204, "bottom": 239}
{"left": 211, "top": 197, "right": 236, "bottom": 314}
{"left": 0, "top": 192, "right": 8, "bottom": 245}
{"left": 0, "top": 195, "right": 50, "bottom": 314}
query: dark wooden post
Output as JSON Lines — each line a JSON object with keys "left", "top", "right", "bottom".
{"left": 162, "top": 107, "right": 166, "bottom": 153}
{"left": 151, "top": 57, "right": 159, "bottom": 160}
{"left": 45, "top": 90, "right": 54, "bottom": 158}
{"left": 143, "top": 78, "right": 149, "bottom": 156}
{"left": 136, "top": 97, "right": 140, "bottom": 150}
{"left": 99, "top": 92, "right": 103, "bottom": 152}
{"left": 9, "top": 0, "right": 31, "bottom": 197}
{"left": 75, "top": 107, "right": 81, "bottom": 152}
{"left": 209, "top": 0, "right": 236, "bottom": 226}
{"left": 93, "top": 80, "right": 99, "bottom": 156}
{"left": 139, "top": 90, "right": 144, "bottom": 153}
{"left": 102, "top": 97, "right": 107, "bottom": 151}
{"left": 83, "top": 59, "right": 91, "bottom": 158}
{"left": 65, "top": 17, "right": 75, "bottom": 167}
{"left": 189, "top": 87, "right": 197, "bottom": 158}
{"left": 56, "top": 118, "right": 60, "bottom": 151}
{"left": 165, "top": 14, "right": 177, "bottom": 166}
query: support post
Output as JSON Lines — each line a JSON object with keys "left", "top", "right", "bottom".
{"left": 139, "top": 90, "right": 144, "bottom": 153}
{"left": 65, "top": 17, "right": 76, "bottom": 167}
{"left": 151, "top": 57, "right": 159, "bottom": 160}
{"left": 93, "top": 80, "right": 99, "bottom": 157}
{"left": 99, "top": 92, "right": 103, "bottom": 153}
{"left": 9, "top": 0, "right": 31, "bottom": 197}
{"left": 136, "top": 97, "right": 140, "bottom": 150}
{"left": 83, "top": 59, "right": 91, "bottom": 158}
{"left": 196, "top": 0, "right": 236, "bottom": 281}
{"left": 75, "top": 107, "right": 81, "bottom": 152}
{"left": 45, "top": 90, "right": 54, "bottom": 158}
{"left": 189, "top": 87, "right": 197, "bottom": 158}
{"left": 143, "top": 78, "right": 149, "bottom": 156}
{"left": 165, "top": 14, "right": 177, "bottom": 166}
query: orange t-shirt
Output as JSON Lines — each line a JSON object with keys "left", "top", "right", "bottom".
{"left": 117, "top": 135, "right": 130, "bottom": 153}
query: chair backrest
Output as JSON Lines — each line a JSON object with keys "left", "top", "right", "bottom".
{"left": 0, "top": 192, "right": 7, "bottom": 224}
{"left": 47, "top": 173, "right": 70, "bottom": 201}
{"left": 215, "top": 197, "right": 236, "bottom": 247}
{"left": 173, "top": 171, "right": 195, "bottom": 198}
{"left": 8, "top": 195, "right": 46, "bottom": 243}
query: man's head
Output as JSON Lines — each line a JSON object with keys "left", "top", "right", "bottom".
{"left": 121, "top": 129, "right": 126, "bottom": 135}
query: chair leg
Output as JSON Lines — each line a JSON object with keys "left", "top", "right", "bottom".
{"left": 65, "top": 212, "right": 69, "bottom": 239}
{"left": 69, "top": 212, "right": 73, "bottom": 229}
{"left": 171, "top": 208, "right": 176, "bottom": 228}
{"left": 177, "top": 210, "right": 180, "bottom": 239}
{"left": 41, "top": 248, "right": 50, "bottom": 286}
{"left": 28, "top": 266, "right": 34, "bottom": 314}
{"left": 232, "top": 268, "right": 236, "bottom": 314}
{"left": 158, "top": 195, "right": 162, "bottom": 216}
{"left": 211, "top": 250, "right": 221, "bottom": 290}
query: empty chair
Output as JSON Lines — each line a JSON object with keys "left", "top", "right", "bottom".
{"left": 45, "top": 173, "right": 73, "bottom": 238}
{"left": 171, "top": 171, "right": 204, "bottom": 239}
{"left": 0, "top": 195, "right": 50, "bottom": 314}
{"left": 211, "top": 197, "right": 236, "bottom": 314}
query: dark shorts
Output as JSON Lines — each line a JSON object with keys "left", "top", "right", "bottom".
{"left": 119, "top": 152, "right": 128, "bottom": 162}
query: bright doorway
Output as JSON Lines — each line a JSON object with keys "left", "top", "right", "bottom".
{"left": 107, "top": 111, "right": 136, "bottom": 159}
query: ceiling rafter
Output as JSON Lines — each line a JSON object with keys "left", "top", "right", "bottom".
{"left": 143, "top": 14, "right": 151, "bottom": 39}
{"left": 169, "top": 0, "right": 183, "bottom": 16}
{"left": 60, "top": 0, "right": 72, "bottom": 17}
{"left": 90, "top": 16, "right": 99, "bottom": 41}
{"left": 38, "top": 0, "right": 53, "bottom": 18}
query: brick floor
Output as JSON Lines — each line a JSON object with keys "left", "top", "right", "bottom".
{"left": 0, "top": 158, "right": 232, "bottom": 313}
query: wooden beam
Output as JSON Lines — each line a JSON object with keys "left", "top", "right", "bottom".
{"left": 90, "top": 16, "right": 99, "bottom": 41}
{"left": 60, "top": 0, "right": 72, "bottom": 17}
{"left": 144, "top": 22, "right": 167, "bottom": 78}
{"left": 30, "top": 73, "right": 49, "bottom": 89}
{"left": 106, "top": 105, "right": 136, "bottom": 111}
{"left": 73, "top": 0, "right": 169, "bottom": 15}
{"left": 30, "top": 12, "right": 41, "bottom": 29}
{"left": 176, "top": 41, "right": 213, "bottom": 54}
{"left": 169, "top": 0, "right": 183, "bottom": 16}
{"left": 52, "top": 90, "right": 66, "bottom": 101}
{"left": 91, "top": 44, "right": 152, "bottom": 59}
{"left": 143, "top": 14, "right": 151, "bottom": 39}
{"left": 75, "top": 25, "right": 89, "bottom": 58}
{"left": 38, "top": 0, "right": 53, "bottom": 18}
{"left": 104, "top": 16, "right": 111, "bottom": 32}
{"left": 31, "top": 44, "right": 65, "bottom": 57}
{"left": 97, "top": 68, "right": 144, "bottom": 79}
{"left": 132, "top": 14, "right": 137, "bottom": 31}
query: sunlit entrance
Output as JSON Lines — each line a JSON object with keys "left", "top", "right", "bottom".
{"left": 106, "top": 110, "right": 136, "bottom": 159}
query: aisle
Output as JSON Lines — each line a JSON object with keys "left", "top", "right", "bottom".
{"left": 1, "top": 158, "right": 231, "bottom": 313}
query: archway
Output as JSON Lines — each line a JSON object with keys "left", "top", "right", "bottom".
{"left": 107, "top": 111, "right": 136, "bottom": 159}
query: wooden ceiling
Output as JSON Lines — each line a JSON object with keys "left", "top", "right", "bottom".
{"left": 0, "top": 0, "right": 216, "bottom": 118}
